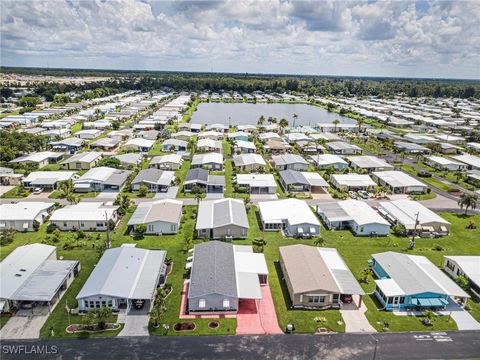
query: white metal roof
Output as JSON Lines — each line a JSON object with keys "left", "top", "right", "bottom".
{"left": 76, "top": 245, "right": 166, "bottom": 300}
{"left": 310, "top": 154, "right": 348, "bottom": 166}
{"left": 337, "top": 200, "right": 389, "bottom": 226}
{"left": 23, "top": 171, "right": 77, "bottom": 184}
{"left": 196, "top": 198, "right": 249, "bottom": 230}
{"left": 50, "top": 202, "right": 118, "bottom": 222}
{"left": 0, "top": 202, "right": 52, "bottom": 222}
{"left": 236, "top": 174, "right": 276, "bottom": 188}
{"left": 427, "top": 156, "right": 465, "bottom": 167}
{"left": 444, "top": 256, "right": 480, "bottom": 287}
{"left": 233, "top": 245, "right": 267, "bottom": 299}
{"left": 372, "top": 171, "right": 426, "bottom": 188}
{"left": 0, "top": 244, "right": 56, "bottom": 300}
{"left": 378, "top": 199, "right": 450, "bottom": 229}
{"left": 375, "top": 278, "right": 405, "bottom": 297}
{"left": 331, "top": 174, "right": 376, "bottom": 187}
{"left": 451, "top": 154, "right": 480, "bottom": 169}
{"left": 346, "top": 156, "right": 393, "bottom": 169}
{"left": 258, "top": 198, "right": 320, "bottom": 226}
{"left": 125, "top": 138, "right": 155, "bottom": 148}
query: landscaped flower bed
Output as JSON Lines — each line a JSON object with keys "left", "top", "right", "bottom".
{"left": 208, "top": 321, "right": 219, "bottom": 329}
{"left": 173, "top": 322, "right": 196, "bottom": 332}
{"left": 66, "top": 323, "right": 121, "bottom": 334}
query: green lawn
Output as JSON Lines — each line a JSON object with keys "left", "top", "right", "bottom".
{"left": 3, "top": 199, "right": 479, "bottom": 336}
{"left": 48, "top": 191, "right": 98, "bottom": 199}
{"left": 0, "top": 186, "right": 30, "bottom": 198}
{"left": 0, "top": 109, "right": 20, "bottom": 119}
{"left": 410, "top": 192, "right": 437, "bottom": 201}
{"left": 402, "top": 164, "right": 455, "bottom": 192}
{"left": 40, "top": 164, "right": 61, "bottom": 171}
{"left": 70, "top": 123, "right": 82, "bottom": 133}
{"left": 175, "top": 160, "right": 194, "bottom": 198}
{"left": 147, "top": 142, "right": 168, "bottom": 156}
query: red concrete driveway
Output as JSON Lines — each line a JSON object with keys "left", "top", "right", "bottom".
{"left": 236, "top": 286, "right": 283, "bottom": 335}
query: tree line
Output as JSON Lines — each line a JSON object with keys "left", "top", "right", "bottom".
{"left": 1, "top": 67, "right": 479, "bottom": 99}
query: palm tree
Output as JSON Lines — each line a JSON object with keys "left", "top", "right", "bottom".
{"left": 188, "top": 138, "right": 196, "bottom": 155}
{"left": 313, "top": 236, "right": 325, "bottom": 247}
{"left": 279, "top": 118, "right": 289, "bottom": 134}
{"left": 332, "top": 119, "right": 340, "bottom": 133}
{"left": 257, "top": 115, "right": 265, "bottom": 127}
{"left": 357, "top": 118, "right": 364, "bottom": 133}
{"left": 292, "top": 113, "right": 298, "bottom": 128}
{"left": 458, "top": 193, "right": 478, "bottom": 214}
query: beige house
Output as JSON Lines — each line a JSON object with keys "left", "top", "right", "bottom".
{"left": 60, "top": 152, "right": 103, "bottom": 170}
{"left": 279, "top": 244, "right": 364, "bottom": 308}
{"left": 196, "top": 198, "right": 249, "bottom": 239}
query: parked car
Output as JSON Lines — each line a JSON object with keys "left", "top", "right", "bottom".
{"left": 358, "top": 190, "right": 369, "bottom": 199}
{"left": 33, "top": 187, "right": 44, "bottom": 194}
{"left": 348, "top": 191, "right": 357, "bottom": 199}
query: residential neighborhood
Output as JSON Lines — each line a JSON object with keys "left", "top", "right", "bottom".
{"left": 0, "top": 2, "right": 480, "bottom": 355}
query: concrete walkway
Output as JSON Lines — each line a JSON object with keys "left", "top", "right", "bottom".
{"left": 340, "top": 302, "right": 376, "bottom": 333}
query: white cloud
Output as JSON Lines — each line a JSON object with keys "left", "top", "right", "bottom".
{"left": 0, "top": 0, "right": 479, "bottom": 78}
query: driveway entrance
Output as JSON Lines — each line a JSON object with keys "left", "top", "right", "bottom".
{"left": 340, "top": 295, "right": 376, "bottom": 333}
{"left": 236, "top": 286, "right": 282, "bottom": 335}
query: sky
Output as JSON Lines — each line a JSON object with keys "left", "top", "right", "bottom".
{"left": 1, "top": 0, "right": 479, "bottom": 79}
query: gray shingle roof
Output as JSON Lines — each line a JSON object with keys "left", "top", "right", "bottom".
{"left": 279, "top": 169, "right": 308, "bottom": 186}
{"left": 188, "top": 241, "right": 237, "bottom": 298}
{"left": 185, "top": 168, "right": 209, "bottom": 183}
{"left": 132, "top": 169, "right": 173, "bottom": 186}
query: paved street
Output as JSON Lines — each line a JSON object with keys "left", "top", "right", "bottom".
{"left": 1, "top": 331, "right": 479, "bottom": 359}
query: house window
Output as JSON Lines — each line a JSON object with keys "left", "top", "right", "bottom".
{"left": 108, "top": 300, "right": 112, "bottom": 307}
{"left": 223, "top": 299, "right": 230, "bottom": 308}
{"left": 95, "top": 301, "right": 100, "bottom": 308}
{"left": 319, "top": 296, "right": 326, "bottom": 303}
{"left": 199, "top": 299, "right": 206, "bottom": 308}
{"left": 148, "top": 224, "right": 154, "bottom": 232}
{"left": 80, "top": 223, "right": 84, "bottom": 227}
{"left": 101, "top": 301, "right": 106, "bottom": 307}
{"left": 84, "top": 301, "right": 89, "bottom": 308}
{"left": 89, "top": 301, "right": 95, "bottom": 308}
{"left": 171, "top": 224, "right": 176, "bottom": 232}
{"left": 96, "top": 223, "right": 104, "bottom": 227}
{"left": 332, "top": 294, "right": 340, "bottom": 303}
{"left": 308, "top": 296, "right": 320, "bottom": 303}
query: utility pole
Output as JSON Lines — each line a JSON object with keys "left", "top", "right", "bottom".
{"left": 410, "top": 212, "right": 419, "bottom": 249}
{"left": 105, "top": 211, "right": 111, "bottom": 249}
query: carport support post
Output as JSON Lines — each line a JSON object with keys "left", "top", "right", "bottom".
{"left": 359, "top": 295, "right": 363, "bottom": 307}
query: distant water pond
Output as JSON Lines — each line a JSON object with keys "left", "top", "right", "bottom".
{"left": 190, "top": 102, "right": 355, "bottom": 126}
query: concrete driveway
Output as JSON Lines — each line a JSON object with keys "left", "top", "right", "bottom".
{"left": 438, "top": 301, "right": 480, "bottom": 330}
{"left": 118, "top": 308, "right": 150, "bottom": 337}
{"left": 97, "top": 191, "right": 119, "bottom": 200}
{"left": 153, "top": 186, "right": 178, "bottom": 199}
{"left": 0, "top": 313, "right": 49, "bottom": 339}
{"left": 340, "top": 299, "right": 376, "bottom": 333}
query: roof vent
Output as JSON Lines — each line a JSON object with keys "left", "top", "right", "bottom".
{"left": 15, "top": 274, "right": 22, "bottom": 277}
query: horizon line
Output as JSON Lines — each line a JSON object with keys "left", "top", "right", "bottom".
{"left": 1, "top": 65, "right": 479, "bottom": 83}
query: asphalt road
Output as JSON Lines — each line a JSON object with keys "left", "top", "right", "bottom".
{"left": 1, "top": 331, "right": 479, "bottom": 360}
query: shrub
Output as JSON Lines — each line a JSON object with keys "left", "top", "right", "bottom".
{"left": 391, "top": 223, "right": 406, "bottom": 236}
{"left": 0, "top": 229, "right": 16, "bottom": 246}
{"left": 138, "top": 184, "right": 148, "bottom": 197}
{"left": 133, "top": 224, "right": 147, "bottom": 240}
